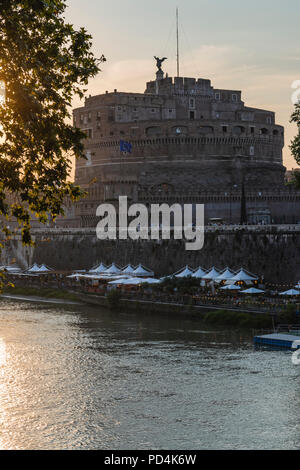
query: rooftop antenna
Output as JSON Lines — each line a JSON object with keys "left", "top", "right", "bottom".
{"left": 176, "top": 7, "right": 180, "bottom": 77}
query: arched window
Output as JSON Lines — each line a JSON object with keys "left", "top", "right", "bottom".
{"left": 172, "top": 126, "right": 188, "bottom": 135}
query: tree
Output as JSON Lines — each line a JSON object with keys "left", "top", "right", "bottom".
{"left": 289, "top": 103, "right": 300, "bottom": 188}
{"left": 0, "top": 0, "right": 105, "bottom": 244}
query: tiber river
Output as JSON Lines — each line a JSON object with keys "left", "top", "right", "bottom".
{"left": 0, "top": 298, "right": 299, "bottom": 450}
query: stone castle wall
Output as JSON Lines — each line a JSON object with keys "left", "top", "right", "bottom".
{"left": 2, "top": 227, "right": 300, "bottom": 284}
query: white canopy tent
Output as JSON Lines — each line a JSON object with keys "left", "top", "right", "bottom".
{"left": 89, "top": 263, "right": 107, "bottom": 274}
{"left": 279, "top": 289, "right": 300, "bottom": 296}
{"left": 38, "top": 264, "right": 53, "bottom": 273}
{"left": 215, "top": 268, "right": 235, "bottom": 282}
{"left": 241, "top": 287, "right": 265, "bottom": 294}
{"left": 27, "top": 263, "right": 41, "bottom": 273}
{"left": 175, "top": 266, "right": 194, "bottom": 278}
{"left": 132, "top": 264, "right": 154, "bottom": 277}
{"left": 230, "top": 269, "right": 258, "bottom": 282}
{"left": 105, "top": 263, "right": 122, "bottom": 275}
{"left": 192, "top": 267, "right": 207, "bottom": 279}
{"left": 202, "top": 267, "right": 220, "bottom": 280}
{"left": 122, "top": 264, "right": 136, "bottom": 274}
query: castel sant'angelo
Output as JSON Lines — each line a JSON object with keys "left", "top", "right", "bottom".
{"left": 70, "top": 58, "right": 300, "bottom": 227}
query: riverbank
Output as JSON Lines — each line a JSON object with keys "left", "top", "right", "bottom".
{"left": 1, "top": 286, "right": 276, "bottom": 328}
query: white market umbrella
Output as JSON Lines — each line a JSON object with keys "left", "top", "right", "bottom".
{"left": 121, "top": 277, "right": 148, "bottom": 285}
{"left": 202, "top": 267, "right": 220, "bottom": 280}
{"left": 220, "top": 284, "right": 241, "bottom": 291}
{"left": 230, "top": 269, "right": 258, "bottom": 282}
{"left": 279, "top": 289, "right": 300, "bottom": 296}
{"left": 108, "top": 278, "right": 129, "bottom": 285}
{"left": 175, "top": 266, "right": 194, "bottom": 278}
{"left": 140, "top": 278, "right": 161, "bottom": 284}
{"left": 132, "top": 264, "right": 154, "bottom": 277}
{"left": 192, "top": 267, "right": 207, "bottom": 279}
{"left": 241, "top": 287, "right": 265, "bottom": 294}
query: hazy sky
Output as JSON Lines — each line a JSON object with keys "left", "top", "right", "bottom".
{"left": 66, "top": 0, "right": 300, "bottom": 170}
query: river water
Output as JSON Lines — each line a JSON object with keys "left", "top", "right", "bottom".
{"left": 0, "top": 299, "right": 299, "bottom": 450}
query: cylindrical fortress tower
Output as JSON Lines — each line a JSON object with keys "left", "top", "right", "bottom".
{"left": 72, "top": 71, "right": 290, "bottom": 226}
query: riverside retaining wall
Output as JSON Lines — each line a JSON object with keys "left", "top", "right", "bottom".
{"left": 1, "top": 226, "right": 299, "bottom": 284}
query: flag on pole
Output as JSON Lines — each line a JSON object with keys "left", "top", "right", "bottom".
{"left": 120, "top": 140, "right": 132, "bottom": 154}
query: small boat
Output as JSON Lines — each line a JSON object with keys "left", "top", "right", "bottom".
{"left": 253, "top": 325, "right": 300, "bottom": 350}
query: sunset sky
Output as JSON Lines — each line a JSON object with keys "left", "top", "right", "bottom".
{"left": 66, "top": 0, "right": 300, "bottom": 170}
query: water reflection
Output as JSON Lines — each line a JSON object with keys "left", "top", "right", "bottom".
{"left": 0, "top": 300, "right": 299, "bottom": 449}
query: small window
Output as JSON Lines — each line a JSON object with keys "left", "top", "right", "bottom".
{"left": 189, "top": 98, "right": 195, "bottom": 109}
{"left": 189, "top": 111, "right": 195, "bottom": 120}
{"left": 250, "top": 127, "right": 255, "bottom": 134}
{"left": 222, "top": 126, "right": 228, "bottom": 133}
{"left": 151, "top": 109, "right": 155, "bottom": 113}
{"left": 266, "top": 116, "right": 272, "bottom": 124}
{"left": 260, "top": 128, "right": 269, "bottom": 135}
{"left": 215, "top": 93, "right": 221, "bottom": 100}
{"left": 232, "top": 94, "right": 237, "bottom": 102}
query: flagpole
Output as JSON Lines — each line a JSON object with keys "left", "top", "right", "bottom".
{"left": 176, "top": 7, "right": 180, "bottom": 77}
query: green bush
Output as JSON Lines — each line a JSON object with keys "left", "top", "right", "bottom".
{"left": 202, "top": 310, "right": 272, "bottom": 328}
{"left": 106, "top": 289, "right": 121, "bottom": 310}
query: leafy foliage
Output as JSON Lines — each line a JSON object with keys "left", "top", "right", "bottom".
{"left": 0, "top": 0, "right": 105, "bottom": 243}
{"left": 289, "top": 103, "right": 300, "bottom": 188}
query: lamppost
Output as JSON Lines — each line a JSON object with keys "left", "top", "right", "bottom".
{"left": 229, "top": 184, "right": 238, "bottom": 224}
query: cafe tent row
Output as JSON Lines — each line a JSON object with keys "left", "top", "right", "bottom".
{"left": 25, "top": 263, "right": 53, "bottom": 274}
{"left": 108, "top": 277, "right": 159, "bottom": 286}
